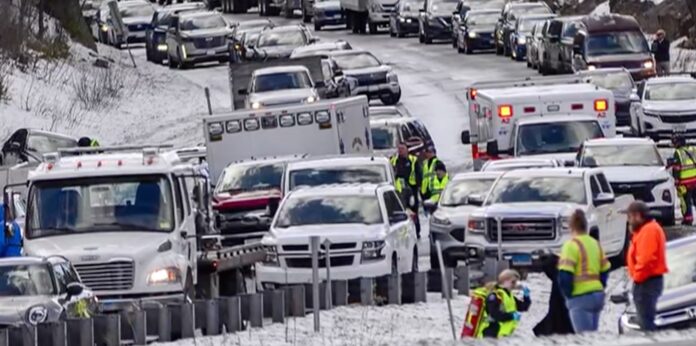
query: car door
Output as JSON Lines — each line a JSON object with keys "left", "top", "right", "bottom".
{"left": 560, "top": 22, "right": 578, "bottom": 71}
{"left": 382, "top": 190, "right": 413, "bottom": 272}
{"left": 589, "top": 174, "right": 610, "bottom": 245}
{"left": 166, "top": 17, "right": 180, "bottom": 60}
{"left": 596, "top": 172, "right": 623, "bottom": 249}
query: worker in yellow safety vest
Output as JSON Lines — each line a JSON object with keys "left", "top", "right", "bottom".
{"left": 671, "top": 132, "right": 696, "bottom": 225}
{"left": 421, "top": 146, "right": 440, "bottom": 197}
{"left": 427, "top": 161, "right": 449, "bottom": 203}
{"left": 391, "top": 143, "right": 422, "bottom": 238}
{"left": 78, "top": 137, "right": 100, "bottom": 147}
{"left": 477, "top": 269, "right": 531, "bottom": 338}
{"left": 558, "top": 209, "right": 611, "bottom": 333}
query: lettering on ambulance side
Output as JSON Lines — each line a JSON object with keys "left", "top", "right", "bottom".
{"left": 498, "top": 128, "right": 508, "bottom": 136}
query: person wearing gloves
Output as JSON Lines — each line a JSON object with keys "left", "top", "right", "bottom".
{"left": 558, "top": 209, "right": 611, "bottom": 333}
{"left": 477, "top": 269, "right": 531, "bottom": 338}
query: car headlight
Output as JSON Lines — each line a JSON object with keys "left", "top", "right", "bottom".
{"left": 467, "top": 218, "right": 486, "bottom": 234}
{"left": 587, "top": 64, "right": 596, "bottom": 71}
{"left": 517, "top": 36, "right": 526, "bottom": 45}
{"left": 305, "top": 95, "right": 318, "bottom": 103}
{"left": 399, "top": 17, "right": 406, "bottom": 23}
{"left": 100, "top": 24, "right": 109, "bottom": 32}
{"left": 26, "top": 305, "right": 48, "bottom": 325}
{"left": 147, "top": 267, "right": 182, "bottom": 285}
{"left": 251, "top": 101, "right": 262, "bottom": 109}
{"left": 387, "top": 71, "right": 398, "bottom": 83}
{"left": 361, "top": 240, "right": 386, "bottom": 261}
{"left": 559, "top": 216, "right": 570, "bottom": 232}
{"left": 468, "top": 32, "right": 478, "bottom": 38}
{"left": 643, "top": 60, "right": 654, "bottom": 69}
{"left": 157, "top": 43, "right": 167, "bottom": 52}
{"left": 432, "top": 215, "right": 451, "bottom": 226}
{"left": 264, "top": 245, "right": 279, "bottom": 266}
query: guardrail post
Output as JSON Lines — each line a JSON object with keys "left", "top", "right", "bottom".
{"left": 194, "top": 299, "right": 220, "bottom": 336}
{"left": 442, "top": 268, "right": 454, "bottom": 299}
{"left": 133, "top": 310, "right": 147, "bottom": 345}
{"left": 289, "top": 285, "right": 306, "bottom": 317}
{"left": 144, "top": 306, "right": 169, "bottom": 342}
{"left": 249, "top": 293, "right": 264, "bottom": 328}
{"left": 219, "top": 296, "right": 242, "bottom": 333}
{"left": 455, "top": 265, "right": 470, "bottom": 296}
{"left": 388, "top": 274, "right": 402, "bottom": 305}
{"left": 66, "top": 318, "right": 93, "bottom": 346}
{"left": 0, "top": 328, "right": 7, "bottom": 346}
{"left": 9, "top": 325, "right": 36, "bottom": 346}
{"left": 38, "top": 322, "right": 66, "bottom": 346}
{"left": 93, "top": 314, "right": 120, "bottom": 346}
{"left": 360, "top": 277, "right": 374, "bottom": 305}
{"left": 263, "top": 290, "right": 274, "bottom": 318}
{"left": 181, "top": 303, "right": 195, "bottom": 339}
{"left": 332, "top": 280, "right": 348, "bottom": 306}
{"left": 271, "top": 290, "right": 285, "bottom": 323}
{"left": 240, "top": 293, "right": 252, "bottom": 321}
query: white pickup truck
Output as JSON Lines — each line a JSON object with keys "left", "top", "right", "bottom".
{"left": 465, "top": 168, "right": 632, "bottom": 270}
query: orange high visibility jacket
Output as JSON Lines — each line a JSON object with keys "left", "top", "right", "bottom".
{"left": 627, "top": 220, "right": 668, "bottom": 284}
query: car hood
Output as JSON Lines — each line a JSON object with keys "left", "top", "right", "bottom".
{"left": 259, "top": 45, "right": 301, "bottom": 58}
{"left": 214, "top": 188, "right": 280, "bottom": 211}
{"left": 314, "top": 1, "right": 341, "bottom": 10}
{"left": 518, "top": 153, "right": 576, "bottom": 163}
{"left": 469, "top": 25, "right": 495, "bottom": 33}
{"left": 123, "top": 16, "right": 151, "bottom": 25}
{"left": 343, "top": 65, "right": 391, "bottom": 76}
{"left": 643, "top": 100, "right": 696, "bottom": 113}
{"left": 249, "top": 88, "right": 316, "bottom": 106}
{"left": 612, "top": 87, "right": 634, "bottom": 102}
{"left": 268, "top": 224, "right": 388, "bottom": 243}
{"left": 598, "top": 166, "right": 670, "bottom": 183}
{"left": 587, "top": 53, "right": 651, "bottom": 65}
{"left": 0, "top": 296, "right": 60, "bottom": 326}
{"left": 477, "top": 202, "right": 581, "bottom": 218}
{"left": 25, "top": 232, "right": 169, "bottom": 260}
{"left": 434, "top": 205, "right": 481, "bottom": 225}
{"left": 181, "top": 28, "right": 231, "bottom": 39}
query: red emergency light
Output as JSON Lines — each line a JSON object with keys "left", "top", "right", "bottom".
{"left": 469, "top": 88, "right": 478, "bottom": 100}
{"left": 498, "top": 105, "right": 513, "bottom": 118}
{"left": 594, "top": 99, "right": 608, "bottom": 112}
{"left": 571, "top": 103, "right": 584, "bottom": 110}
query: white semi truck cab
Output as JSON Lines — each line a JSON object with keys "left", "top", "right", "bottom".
{"left": 19, "top": 146, "right": 209, "bottom": 311}
{"left": 460, "top": 76, "right": 616, "bottom": 170}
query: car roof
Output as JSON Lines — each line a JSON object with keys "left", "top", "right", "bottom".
{"left": 584, "top": 137, "right": 656, "bottom": 147}
{"left": 254, "top": 65, "right": 310, "bottom": 75}
{"left": 179, "top": 11, "right": 222, "bottom": 19}
{"left": 329, "top": 49, "right": 371, "bottom": 57}
{"left": 263, "top": 25, "right": 304, "bottom": 33}
{"left": 646, "top": 75, "right": 696, "bottom": 85}
{"left": 370, "top": 116, "right": 416, "bottom": 126}
{"left": 223, "top": 155, "right": 301, "bottom": 169}
{"left": 467, "top": 9, "right": 500, "bottom": 15}
{"left": 501, "top": 168, "right": 589, "bottom": 178}
{"left": 239, "top": 19, "right": 273, "bottom": 27}
{"left": 369, "top": 106, "right": 408, "bottom": 118}
{"left": 287, "top": 155, "right": 389, "bottom": 170}
{"left": 482, "top": 157, "right": 561, "bottom": 170}
{"left": 518, "top": 13, "right": 557, "bottom": 20}
{"left": 288, "top": 183, "right": 389, "bottom": 198}
{"left": 480, "top": 82, "right": 603, "bottom": 98}
{"left": 581, "top": 14, "right": 640, "bottom": 33}
{"left": 515, "top": 114, "right": 598, "bottom": 125}
{"left": 158, "top": 2, "right": 205, "bottom": 13}
{"left": 451, "top": 171, "right": 502, "bottom": 181}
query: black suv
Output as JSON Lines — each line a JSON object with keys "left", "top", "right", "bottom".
{"left": 539, "top": 16, "right": 582, "bottom": 75}
{"left": 389, "top": 0, "right": 423, "bottom": 38}
{"left": 455, "top": 9, "right": 498, "bottom": 54}
{"left": 146, "top": 2, "right": 205, "bottom": 64}
{"left": 494, "top": 1, "right": 551, "bottom": 56}
{"left": 419, "top": 0, "right": 458, "bottom": 44}
{"left": 165, "top": 11, "right": 232, "bottom": 69}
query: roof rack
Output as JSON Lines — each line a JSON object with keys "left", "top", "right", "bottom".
{"left": 58, "top": 144, "right": 174, "bottom": 156}
{"left": 469, "top": 75, "right": 592, "bottom": 91}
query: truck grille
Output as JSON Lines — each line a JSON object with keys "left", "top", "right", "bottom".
{"left": 597, "top": 61, "right": 642, "bottom": 69}
{"left": 285, "top": 256, "right": 354, "bottom": 268}
{"left": 487, "top": 218, "right": 556, "bottom": 241}
{"left": 74, "top": 261, "right": 134, "bottom": 291}
{"left": 193, "top": 36, "right": 226, "bottom": 49}
{"left": 610, "top": 182, "right": 657, "bottom": 202}
{"left": 659, "top": 113, "right": 696, "bottom": 124}
{"left": 352, "top": 72, "right": 387, "bottom": 86}
{"left": 281, "top": 242, "right": 356, "bottom": 252}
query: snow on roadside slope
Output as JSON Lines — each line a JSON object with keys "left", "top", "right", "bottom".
{"left": 592, "top": 1, "right": 610, "bottom": 15}
{"left": 0, "top": 42, "right": 209, "bottom": 146}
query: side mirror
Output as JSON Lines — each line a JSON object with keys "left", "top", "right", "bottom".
{"left": 334, "top": 69, "right": 343, "bottom": 77}
{"left": 423, "top": 200, "right": 437, "bottom": 213}
{"left": 461, "top": 130, "right": 470, "bottom": 145}
{"left": 563, "top": 159, "right": 575, "bottom": 167}
{"left": 666, "top": 157, "right": 675, "bottom": 168}
{"left": 9, "top": 142, "right": 21, "bottom": 151}
{"left": 389, "top": 211, "right": 409, "bottom": 224}
{"left": 238, "top": 88, "right": 248, "bottom": 95}
{"left": 66, "top": 282, "right": 85, "bottom": 298}
{"left": 610, "top": 292, "right": 629, "bottom": 304}
{"left": 309, "top": 37, "right": 318, "bottom": 44}
{"left": 572, "top": 44, "right": 582, "bottom": 55}
{"left": 593, "top": 192, "right": 615, "bottom": 206}
{"left": 467, "top": 194, "right": 484, "bottom": 206}
{"left": 267, "top": 196, "right": 281, "bottom": 217}
{"left": 315, "top": 81, "right": 326, "bottom": 88}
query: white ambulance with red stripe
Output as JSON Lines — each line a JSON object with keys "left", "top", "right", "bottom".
{"left": 460, "top": 76, "right": 616, "bottom": 170}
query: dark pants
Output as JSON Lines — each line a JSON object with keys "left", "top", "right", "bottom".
{"left": 682, "top": 188, "right": 695, "bottom": 225}
{"left": 534, "top": 255, "right": 575, "bottom": 336}
{"left": 633, "top": 275, "right": 663, "bottom": 331}
{"left": 409, "top": 185, "right": 421, "bottom": 238}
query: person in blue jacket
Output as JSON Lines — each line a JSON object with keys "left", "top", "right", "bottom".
{"left": 0, "top": 203, "right": 22, "bottom": 257}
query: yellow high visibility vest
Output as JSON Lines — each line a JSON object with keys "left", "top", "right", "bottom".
{"left": 421, "top": 157, "right": 439, "bottom": 195}
{"left": 477, "top": 288, "right": 519, "bottom": 338}
{"left": 558, "top": 234, "right": 610, "bottom": 296}
{"left": 675, "top": 147, "right": 696, "bottom": 182}
{"left": 428, "top": 174, "right": 449, "bottom": 203}
{"left": 390, "top": 154, "right": 417, "bottom": 192}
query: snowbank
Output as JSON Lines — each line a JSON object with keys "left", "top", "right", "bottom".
{"left": 0, "top": 42, "right": 210, "bottom": 146}
{"left": 592, "top": 1, "right": 611, "bottom": 15}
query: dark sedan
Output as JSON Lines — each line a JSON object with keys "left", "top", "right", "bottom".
{"left": 455, "top": 9, "right": 498, "bottom": 54}
{"left": 509, "top": 13, "right": 556, "bottom": 61}
{"left": 419, "top": 0, "right": 458, "bottom": 44}
{"left": 166, "top": 11, "right": 232, "bottom": 69}
{"left": 389, "top": 0, "right": 423, "bottom": 38}
{"left": 146, "top": 2, "right": 206, "bottom": 64}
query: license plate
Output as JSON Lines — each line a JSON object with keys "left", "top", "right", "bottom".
{"left": 207, "top": 50, "right": 216, "bottom": 56}
{"left": 510, "top": 254, "right": 532, "bottom": 266}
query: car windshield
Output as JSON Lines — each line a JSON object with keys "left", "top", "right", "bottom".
{"left": 663, "top": 240, "right": 696, "bottom": 291}
{"left": 516, "top": 121, "right": 604, "bottom": 156}
{"left": 275, "top": 195, "right": 383, "bottom": 227}
{"left": 180, "top": 15, "right": 226, "bottom": 31}
{"left": 26, "top": 134, "right": 77, "bottom": 157}
{"left": 400, "top": 0, "right": 424, "bottom": 12}
{"left": 120, "top": 4, "right": 154, "bottom": 18}
{"left": 257, "top": 30, "right": 306, "bottom": 47}
{"left": 581, "top": 144, "right": 663, "bottom": 167}
{"left": 216, "top": 162, "right": 284, "bottom": 193}
{"left": 587, "top": 30, "right": 649, "bottom": 57}
{"left": 27, "top": 175, "right": 174, "bottom": 239}
{"left": 289, "top": 165, "right": 388, "bottom": 191}
{"left": 440, "top": 178, "right": 496, "bottom": 207}
{"left": 487, "top": 176, "right": 587, "bottom": 205}
{"left": 253, "top": 71, "right": 312, "bottom": 92}
{"left": 587, "top": 72, "right": 634, "bottom": 90}
{"left": 518, "top": 18, "right": 544, "bottom": 32}
{"left": 430, "top": 0, "right": 458, "bottom": 13}
{"left": 332, "top": 52, "right": 381, "bottom": 70}
{"left": 371, "top": 126, "right": 398, "bottom": 150}
{"left": 467, "top": 13, "right": 499, "bottom": 26}
{"left": 645, "top": 82, "right": 696, "bottom": 101}
{"left": 0, "top": 264, "right": 55, "bottom": 297}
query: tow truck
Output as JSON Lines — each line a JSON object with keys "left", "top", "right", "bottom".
{"left": 2, "top": 146, "right": 265, "bottom": 311}
{"left": 460, "top": 75, "right": 616, "bottom": 170}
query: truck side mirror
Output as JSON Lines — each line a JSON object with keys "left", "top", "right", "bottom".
{"left": 66, "top": 282, "right": 85, "bottom": 298}
{"left": 238, "top": 88, "right": 248, "bottom": 95}
{"left": 467, "top": 194, "right": 484, "bottom": 206}
{"left": 460, "top": 130, "right": 470, "bottom": 144}
{"left": 423, "top": 200, "right": 437, "bottom": 213}
{"left": 267, "top": 196, "right": 281, "bottom": 217}
{"left": 593, "top": 192, "right": 615, "bottom": 206}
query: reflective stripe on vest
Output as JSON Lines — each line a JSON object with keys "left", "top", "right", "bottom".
{"left": 428, "top": 174, "right": 449, "bottom": 203}
{"left": 421, "top": 157, "right": 439, "bottom": 195}
{"left": 566, "top": 236, "right": 606, "bottom": 296}
{"left": 390, "top": 155, "right": 417, "bottom": 191}
{"left": 476, "top": 288, "right": 518, "bottom": 338}
{"left": 676, "top": 147, "right": 696, "bottom": 183}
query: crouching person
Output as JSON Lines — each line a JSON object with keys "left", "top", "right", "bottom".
{"left": 478, "top": 269, "right": 531, "bottom": 338}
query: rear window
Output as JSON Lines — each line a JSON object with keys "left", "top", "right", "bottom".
{"left": 288, "top": 165, "right": 388, "bottom": 191}
{"left": 253, "top": 71, "right": 312, "bottom": 92}
{"left": 180, "top": 15, "right": 227, "bottom": 31}
{"left": 586, "top": 30, "right": 649, "bottom": 57}
{"left": 516, "top": 121, "right": 604, "bottom": 156}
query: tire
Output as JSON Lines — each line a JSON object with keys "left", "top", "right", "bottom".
{"left": 168, "top": 54, "right": 176, "bottom": 69}
{"left": 495, "top": 41, "right": 503, "bottom": 55}
{"left": 368, "top": 22, "right": 378, "bottom": 35}
{"left": 380, "top": 91, "right": 401, "bottom": 105}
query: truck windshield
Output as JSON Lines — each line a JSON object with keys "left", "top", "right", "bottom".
{"left": 27, "top": 175, "right": 174, "bottom": 239}
{"left": 516, "top": 121, "right": 604, "bottom": 156}
{"left": 371, "top": 126, "right": 399, "bottom": 150}
{"left": 332, "top": 52, "right": 381, "bottom": 70}
{"left": 120, "top": 4, "right": 154, "bottom": 18}
{"left": 586, "top": 31, "right": 649, "bottom": 57}
{"left": 216, "top": 162, "right": 284, "bottom": 193}
{"left": 581, "top": 144, "right": 663, "bottom": 167}
{"left": 275, "top": 195, "right": 382, "bottom": 227}
{"left": 257, "top": 30, "right": 306, "bottom": 48}
{"left": 663, "top": 240, "right": 696, "bottom": 291}
{"left": 645, "top": 82, "right": 696, "bottom": 101}
{"left": 181, "top": 15, "right": 227, "bottom": 31}
{"left": 289, "top": 165, "right": 388, "bottom": 191}
{"left": 440, "top": 178, "right": 496, "bottom": 207}
{"left": 0, "top": 264, "right": 55, "bottom": 297}
{"left": 253, "top": 71, "right": 312, "bottom": 92}
{"left": 586, "top": 72, "right": 634, "bottom": 90}
{"left": 487, "top": 176, "right": 586, "bottom": 205}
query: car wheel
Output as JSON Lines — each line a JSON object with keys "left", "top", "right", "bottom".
{"left": 380, "top": 91, "right": 401, "bottom": 105}
{"left": 168, "top": 54, "right": 176, "bottom": 69}
{"left": 315, "top": 22, "right": 321, "bottom": 31}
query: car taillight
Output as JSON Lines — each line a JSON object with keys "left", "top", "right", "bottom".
{"left": 469, "top": 88, "right": 477, "bottom": 100}
{"left": 594, "top": 99, "right": 608, "bottom": 112}
{"left": 498, "top": 105, "right": 513, "bottom": 118}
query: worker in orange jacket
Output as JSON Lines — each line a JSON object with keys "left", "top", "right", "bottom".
{"left": 625, "top": 201, "right": 668, "bottom": 331}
